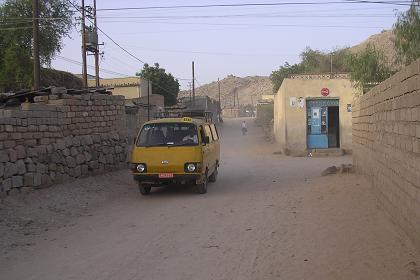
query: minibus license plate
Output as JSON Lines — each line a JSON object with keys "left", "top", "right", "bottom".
{"left": 159, "top": 173, "right": 174, "bottom": 178}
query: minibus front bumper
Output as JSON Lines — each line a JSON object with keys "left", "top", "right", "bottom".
{"left": 133, "top": 173, "right": 203, "bottom": 185}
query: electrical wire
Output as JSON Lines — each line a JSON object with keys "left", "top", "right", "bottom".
{"left": 100, "top": 20, "right": 387, "bottom": 29}
{"left": 96, "top": 1, "right": 411, "bottom": 11}
{"left": 56, "top": 55, "right": 131, "bottom": 77}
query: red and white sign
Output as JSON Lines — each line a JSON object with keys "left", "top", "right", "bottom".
{"left": 321, "top": 88, "right": 330, "bottom": 96}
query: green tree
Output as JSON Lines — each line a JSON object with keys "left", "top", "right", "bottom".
{"left": 270, "top": 47, "right": 350, "bottom": 93}
{"left": 270, "top": 62, "right": 302, "bottom": 93}
{"left": 345, "top": 44, "right": 393, "bottom": 92}
{"left": 393, "top": 0, "right": 420, "bottom": 65}
{"left": 0, "top": 0, "right": 73, "bottom": 91}
{"left": 136, "top": 63, "right": 180, "bottom": 106}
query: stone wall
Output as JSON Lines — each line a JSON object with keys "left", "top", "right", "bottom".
{"left": 0, "top": 93, "right": 127, "bottom": 192}
{"left": 352, "top": 59, "right": 420, "bottom": 250}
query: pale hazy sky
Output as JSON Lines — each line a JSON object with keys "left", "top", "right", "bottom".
{"left": 50, "top": 0, "right": 408, "bottom": 89}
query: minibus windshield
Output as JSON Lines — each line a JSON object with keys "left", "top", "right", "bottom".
{"left": 136, "top": 123, "right": 199, "bottom": 147}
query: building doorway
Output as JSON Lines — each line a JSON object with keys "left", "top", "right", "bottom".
{"left": 307, "top": 99, "right": 340, "bottom": 149}
{"left": 327, "top": 106, "right": 340, "bottom": 148}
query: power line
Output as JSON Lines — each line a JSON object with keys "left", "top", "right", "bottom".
{"left": 56, "top": 55, "right": 131, "bottom": 77}
{"left": 96, "top": 1, "right": 411, "bottom": 11}
{"left": 100, "top": 20, "right": 388, "bottom": 29}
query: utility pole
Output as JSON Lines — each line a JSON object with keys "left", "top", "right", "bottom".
{"left": 188, "top": 82, "right": 192, "bottom": 103}
{"left": 233, "top": 88, "right": 236, "bottom": 108}
{"left": 81, "top": 0, "right": 88, "bottom": 88}
{"left": 32, "top": 0, "right": 40, "bottom": 90}
{"left": 192, "top": 61, "right": 195, "bottom": 106}
{"left": 147, "top": 79, "right": 150, "bottom": 121}
{"left": 93, "top": 0, "right": 99, "bottom": 87}
{"left": 330, "top": 52, "right": 333, "bottom": 75}
{"left": 217, "top": 78, "right": 221, "bottom": 121}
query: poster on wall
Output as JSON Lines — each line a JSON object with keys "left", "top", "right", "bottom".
{"left": 297, "top": 97, "right": 305, "bottom": 108}
{"left": 290, "top": 97, "right": 305, "bottom": 108}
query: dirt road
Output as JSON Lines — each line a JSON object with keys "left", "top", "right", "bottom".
{"left": 1, "top": 118, "right": 419, "bottom": 280}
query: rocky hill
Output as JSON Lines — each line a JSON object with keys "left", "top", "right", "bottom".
{"left": 181, "top": 30, "right": 397, "bottom": 107}
{"left": 180, "top": 75, "right": 273, "bottom": 108}
{"left": 349, "top": 29, "right": 400, "bottom": 69}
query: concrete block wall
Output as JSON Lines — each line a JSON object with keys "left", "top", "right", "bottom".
{"left": 0, "top": 93, "right": 128, "bottom": 192}
{"left": 352, "top": 59, "right": 420, "bottom": 250}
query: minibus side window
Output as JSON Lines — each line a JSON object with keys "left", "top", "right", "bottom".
{"left": 210, "top": 124, "right": 219, "bottom": 140}
{"left": 199, "top": 126, "right": 206, "bottom": 143}
{"left": 204, "top": 125, "right": 213, "bottom": 142}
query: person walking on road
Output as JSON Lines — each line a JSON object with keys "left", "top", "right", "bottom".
{"left": 241, "top": 120, "right": 248, "bottom": 135}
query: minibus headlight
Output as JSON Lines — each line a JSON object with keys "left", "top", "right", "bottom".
{"left": 187, "top": 163, "right": 196, "bottom": 172}
{"left": 137, "top": 164, "right": 146, "bottom": 173}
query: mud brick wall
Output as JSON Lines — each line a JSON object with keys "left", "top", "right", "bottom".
{"left": 0, "top": 93, "right": 127, "bottom": 192}
{"left": 352, "top": 59, "right": 420, "bottom": 250}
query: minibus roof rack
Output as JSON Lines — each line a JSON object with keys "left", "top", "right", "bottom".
{"left": 154, "top": 109, "right": 213, "bottom": 123}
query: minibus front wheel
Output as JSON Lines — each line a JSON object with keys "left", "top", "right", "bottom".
{"left": 138, "top": 183, "right": 152, "bottom": 195}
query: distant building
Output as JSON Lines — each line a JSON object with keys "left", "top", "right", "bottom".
{"left": 87, "top": 76, "right": 152, "bottom": 99}
{"left": 259, "top": 94, "right": 275, "bottom": 102}
{"left": 273, "top": 73, "right": 361, "bottom": 155}
{"left": 180, "top": 96, "right": 220, "bottom": 123}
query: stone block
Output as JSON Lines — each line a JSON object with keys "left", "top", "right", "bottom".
{"left": 7, "top": 149, "right": 17, "bottom": 162}
{"left": 36, "top": 163, "right": 48, "bottom": 174}
{"left": 70, "top": 147, "right": 79, "bottom": 157}
{"left": 12, "top": 175, "right": 23, "bottom": 188}
{"left": 5, "top": 125, "right": 13, "bottom": 132}
{"left": 76, "top": 154, "right": 85, "bottom": 164}
{"left": 26, "top": 162, "right": 36, "bottom": 172}
{"left": 0, "top": 151, "right": 9, "bottom": 162}
{"left": 4, "top": 140, "right": 16, "bottom": 149}
{"left": 72, "top": 137, "right": 81, "bottom": 146}
{"left": 51, "top": 87, "right": 67, "bottom": 95}
{"left": 24, "top": 139, "right": 37, "bottom": 147}
{"left": 39, "top": 138, "right": 50, "bottom": 145}
{"left": 46, "top": 144, "right": 54, "bottom": 154}
{"left": 2, "top": 178, "right": 12, "bottom": 192}
{"left": 49, "top": 152, "right": 61, "bottom": 164}
{"left": 55, "top": 139, "right": 66, "bottom": 150}
{"left": 41, "top": 174, "right": 52, "bottom": 186}
{"left": 21, "top": 103, "right": 56, "bottom": 112}
{"left": 49, "top": 163, "right": 57, "bottom": 171}
{"left": 81, "top": 164, "right": 89, "bottom": 176}
{"left": 66, "top": 156, "right": 76, "bottom": 168}
{"left": 33, "top": 173, "right": 42, "bottom": 187}
{"left": 15, "top": 145, "right": 26, "bottom": 159}
{"left": 16, "top": 159, "right": 26, "bottom": 175}
{"left": 64, "top": 136, "right": 73, "bottom": 147}
{"left": 83, "top": 151, "right": 92, "bottom": 162}
{"left": 89, "top": 160, "right": 99, "bottom": 170}
{"left": 4, "top": 162, "right": 17, "bottom": 178}
{"left": 23, "top": 173, "right": 34, "bottom": 187}
{"left": 34, "top": 96, "right": 49, "bottom": 103}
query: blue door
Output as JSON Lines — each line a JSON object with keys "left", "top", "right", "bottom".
{"left": 307, "top": 99, "right": 336, "bottom": 149}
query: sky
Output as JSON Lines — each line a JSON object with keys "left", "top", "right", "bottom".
{"left": 50, "top": 0, "right": 411, "bottom": 89}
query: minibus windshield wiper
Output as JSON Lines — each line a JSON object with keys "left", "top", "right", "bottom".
{"left": 145, "top": 142, "right": 174, "bottom": 147}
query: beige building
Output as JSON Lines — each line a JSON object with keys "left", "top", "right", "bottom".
{"left": 88, "top": 77, "right": 152, "bottom": 99}
{"left": 274, "top": 73, "right": 361, "bottom": 155}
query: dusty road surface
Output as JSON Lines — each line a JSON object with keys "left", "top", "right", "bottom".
{"left": 1, "top": 118, "right": 419, "bottom": 280}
